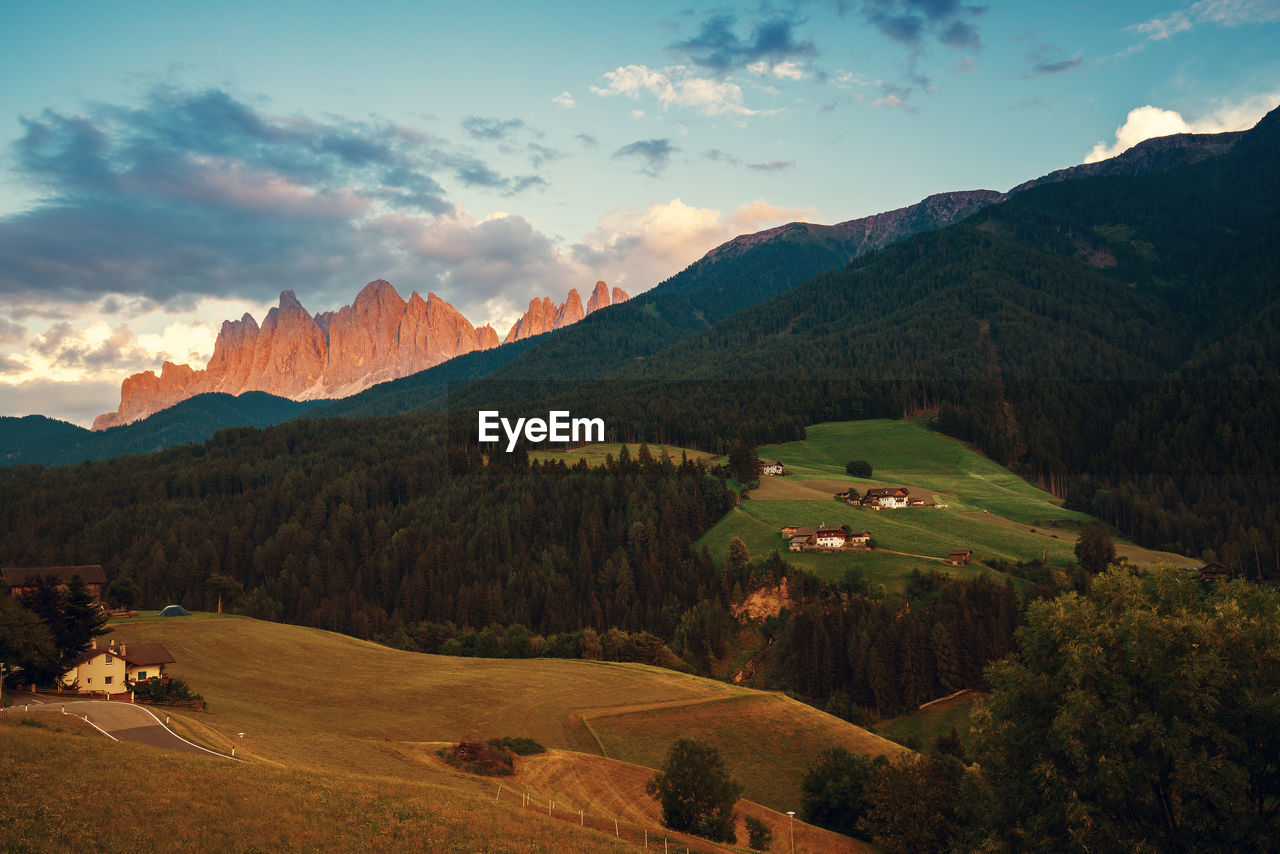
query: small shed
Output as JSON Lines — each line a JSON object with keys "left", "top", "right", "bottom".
{"left": 157, "top": 604, "right": 191, "bottom": 617}
{"left": 947, "top": 549, "right": 973, "bottom": 566}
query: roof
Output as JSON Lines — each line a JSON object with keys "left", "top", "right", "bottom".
{"left": 949, "top": 549, "right": 972, "bottom": 556}
{"left": 864, "top": 487, "right": 909, "bottom": 498}
{"left": 848, "top": 531, "right": 871, "bottom": 538}
{"left": 119, "top": 642, "right": 176, "bottom": 666}
{"left": 72, "top": 641, "right": 176, "bottom": 667}
{"left": 2, "top": 565, "right": 107, "bottom": 586}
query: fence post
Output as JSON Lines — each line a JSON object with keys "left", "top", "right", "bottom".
{"left": 579, "top": 809, "right": 583, "bottom": 826}
{"left": 615, "top": 818, "right": 619, "bottom": 838}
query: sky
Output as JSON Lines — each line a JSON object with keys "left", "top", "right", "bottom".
{"left": 2, "top": 0, "right": 1278, "bottom": 426}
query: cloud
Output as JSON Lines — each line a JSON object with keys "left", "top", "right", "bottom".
{"left": 526, "top": 143, "right": 565, "bottom": 169}
{"left": 1026, "top": 54, "right": 1084, "bottom": 76}
{"left": 702, "top": 148, "right": 742, "bottom": 165}
{"left": 461, "top": 116, "right": 528, "bottom": 141}
{"left": 747, "top": 160, "right": 795, "bottom": 171}
{"left": 668, "top": 12, "right": 817, "bottom": 73}
{"left": 1131, "top": 0, "right": 1280, "bottom": 41}
{"left": 553, "top": 91, "right": 576, "bottom": 108}
{"left": 0, "top": 377, "right": 124, "bottom": 424}
{"left": 30, "top": 321, "right": 150, "bottom": 371}
{"left": 0, "top": 86, "right": 553, "bottom": 316}
{"left": 571, "top": 198, "right": 820, "bottom": 292}
{"left": 843, "top": 1, "right": 987, "bottom": 108}
{"left": 574, "top": 132, "right": 599, "bottom": 148}
{"left": 857, "top": 0, "right": 986, "bottom": 50}
{"left": 1084, "top": 93, "right": 1280, "bottom": 162}
{"left": 612, "top": 139, "right": 679, "bottom": 177}
{"left": 591, "top": 64, "right": 763, "bottom": 116}
{"left": 0, "top": 317, "right": 26, "bottom": 345}
{"left": 0, "top": 354, "right": 29, "bottom": 375}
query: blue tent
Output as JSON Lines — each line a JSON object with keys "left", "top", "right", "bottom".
{"left": 157, "top": 604, "right": 190, "bottom": 616}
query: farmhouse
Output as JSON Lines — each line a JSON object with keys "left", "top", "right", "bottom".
{"left": 947, "top": 549, "right": 973, "bottom": 566}
{"left": 62, "top": 638, "right": 176, "bottom": 696}
{"left": 863, "top": 487, "right": 910, "bottom": 509}
{"left": 762, "top": 461, "right": 785, "bottom": 476}
{"left": 1198, "top": 562, "right": 1229, "bottom": 581}
{"left": 781, "top": 524, "right": 870, "bottom": 552}
{"left": 813, "top": 526, "right": 848, "bottom": 549}
{"left": 2, "top": 565, "right": 106, "bottom": 604}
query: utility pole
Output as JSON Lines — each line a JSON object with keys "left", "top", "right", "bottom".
{"left": 787, "top": 810, "right": 796, "bottom": 854}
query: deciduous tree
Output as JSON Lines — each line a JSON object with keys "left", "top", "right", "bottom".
{"left": 646, "top": 737, "right": 741, "bottom": 843}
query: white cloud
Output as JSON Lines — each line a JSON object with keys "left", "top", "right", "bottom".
{"left": 552, "top": 91, "right": 576, "bottom": 108}
{"left": 590, "top": 64, "right": 765, "bottom": 116}
{"left": 1084, "top": 93, "right": 1280, "bottom": 162}
{"left": 571, "top": 198, "right": 819, "bottom": 290}
{"left": 1132, "top": 0, "right": 1280, "bottom": 41}
{"left": 747, "top": 60, "right": 808, "bottom": 80}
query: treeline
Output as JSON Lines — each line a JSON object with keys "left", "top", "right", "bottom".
{"left": 799, "top": 567, "right": 1280, "bottom": 852}
{"left": 0, "top": 419, "right": 731, "bottom": 646}
{"left": 766, "top": 570, "right": 1023, "bottom": 717}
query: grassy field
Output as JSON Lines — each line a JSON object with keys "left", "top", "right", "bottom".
{"left": 530, "top": 442, "right": 719, "bottom": 467}
{"left": 762, "top": 420, "right": 1085, "bottom": 523}
{"left": 0, "top": 720, "right": 633, "bottom": 854}
{"left": 94, "top": 615, "right": 892, "bottom": 836}
{"left": 879, "top": 691, "right": 984, "bottom": 755}
{"left": 584, "top": 693, "right": 906, "bottom": 813}
{"left": 700, "top": 420, "right": 1187, "bottom": 589}
{"left": 512, "top": 748, "right": 875, "bottom": 853}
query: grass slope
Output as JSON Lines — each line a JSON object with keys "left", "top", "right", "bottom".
{"left": 0, "top": 720, "right": 630, "bottom": 854}
{"left": 103, "top": 614, "right": 893, "bottom": 816}
{"left": 700, "top": 420, "right": 1186, "bottom": 588}
{"left": 530, "top": 442, "right": 719, "bottom": 467}
{"left": 583, "top": 693, "right": 905, "bottom": 812}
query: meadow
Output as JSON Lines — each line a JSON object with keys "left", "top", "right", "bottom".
{"left": 529, "top": 442, "right": 719, "bottom": 467}
{"left": 0, "top": 719, "right": 634, "bottom": 854}
{"left": 87, "top": 615, "right": 894, "bottom": 837}
{"left": 700, "top": 420, "right": 1187, "bottom": 588}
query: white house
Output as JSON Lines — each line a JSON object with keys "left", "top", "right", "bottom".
{"left": 864, "top": 487, "right": 910, "bottom": 509}
{"left": 762, "top": 461, "right": 785, "bottom": 476}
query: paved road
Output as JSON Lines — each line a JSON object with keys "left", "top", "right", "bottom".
{"left": 5, "top": 693, "right": 234, "bottom": 759}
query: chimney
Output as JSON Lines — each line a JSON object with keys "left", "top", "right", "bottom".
{"left": 120, "top": 643, "right": 127, "bottom": 656}
{"left": 91, "top": 639, "right": 97, "bottom": 650}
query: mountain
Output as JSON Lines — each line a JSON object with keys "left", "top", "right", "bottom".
{"left": 92, "top": 280, "right": 622, "bottom": 430}
{"left": 502, "top": 282, "right": 629, "bottom": 343}
{"left": 1008, "top": 127, "right": 1245, "bottom": 194}
{"left": 2, "top": 391, "right": 321, "bottom": 467}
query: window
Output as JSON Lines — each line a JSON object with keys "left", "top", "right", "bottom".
{"left": 104, "top": 676, "right": 113, "bottom": 685}
{"left": 104, "top": 654, "right": 112, "bottom": 664}
{"left": 137, "top": 671, "right": 147, "bottom": 680}
{"left": 86, "top": 677, "right": 92, "bottom": 684}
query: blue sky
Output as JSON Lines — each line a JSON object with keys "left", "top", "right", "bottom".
{"left": 2, "top": 0, "right": 1278, "bottom": 424}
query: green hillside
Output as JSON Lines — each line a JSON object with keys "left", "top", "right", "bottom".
{"left": 0, "top": 391, "right": 322, "bottom": 467}
{"left": 699, "top": 420, "right": 1186, "bottom": 589}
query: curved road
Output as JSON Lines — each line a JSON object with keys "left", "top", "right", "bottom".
{"left": 5, "top": 693, "right": 234, "bottom": 759}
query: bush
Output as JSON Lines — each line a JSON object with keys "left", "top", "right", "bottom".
{"left": 487, "top": 736, "right": 545, "bottom": 756}
{"left": 745, "top": 815, "right": 772, "bottom": 850}
{"left": 130, "top": 676, "right": 202, "bottom": 703}
{"left": 846, "top": 460, "right": 872, "bottom": 477}
{"left": 437, "top": 742, "right": 515, "bottom": 776}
